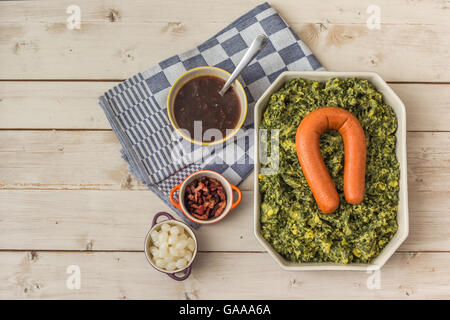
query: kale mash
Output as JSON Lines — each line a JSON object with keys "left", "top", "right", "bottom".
{"left": 259, "top": 78, "right": 400, "bottom": 263}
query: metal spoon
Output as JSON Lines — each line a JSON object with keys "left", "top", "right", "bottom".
{"left": 218, "top": 34, "right": 268, "bottom": 96}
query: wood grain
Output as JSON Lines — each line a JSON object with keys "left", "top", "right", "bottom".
{"left": 1, "top": 131, "right": 448, "bottom": 192}
{"left": 0, "top": 188, "right": 448, "bottom": 252}
{"left": 0, "top": 0, "right": 449, "bottom": 300}
{"left": 2, "top": 0, "right": 449, "bottom": 25}
{"left": 0, "top": 1, "right": 449, "bottom": 81}
{"left": 0, "top": 82, "right": 112, "bottom": 129}
{"left": 0, "top": 251, "right": 448, "bottom": 299}
{"left": 1, "top": 82, "right": 449, "bottom": 131}
{"left": 1, "top": 131, "right": 448, "bottom": 251}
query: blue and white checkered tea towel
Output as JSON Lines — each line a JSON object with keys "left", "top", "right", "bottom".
{"left": 98, "top": 2, "right": 324, "bottom": 226}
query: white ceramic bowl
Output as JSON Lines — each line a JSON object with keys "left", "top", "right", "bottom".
{"left": 144, "top": 212, "right": 198, "bottom": 280}
{"left": 254, "top": 71, "right": 409, "bottom": 271}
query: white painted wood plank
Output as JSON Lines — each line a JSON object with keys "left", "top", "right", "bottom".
{"left": 1, "top": 131, "right": 448, "bottom": 192}
{"left": 0, "top": 130, "right": 135, "bottom": 191}
{"left": 0, "top": 188, "right": 448, "bottom": 252}
{"left": 0, "top": 132, "right": 448, "bottom": 251}
{"left": 0, "top": 189, "right": 258, "bottom": 252}
{"left": 1, "top": 82, "right": 449, "bottom": 131}
{"left": 0, "top": 1, "right": 449, "bottom": 81}
{"left": 0, "top": 0, "right": 448, "bottom": 301}
{"left": 0, "top": 82, "right": 112, "bottom": 129}
{"left": 395, "top": 84, "right": 450, "bottom": 132}
{"left": 2, "top": 0, "right": 449, "bottom": 26}
{"left": 0, "top": 251, "right": 448, "bottom": 299}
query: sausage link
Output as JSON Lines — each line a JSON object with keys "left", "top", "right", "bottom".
{"left": 295, "top": 107, "right": 366, "bottom": 213}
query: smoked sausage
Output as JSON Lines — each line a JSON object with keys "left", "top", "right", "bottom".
{"left": 295, "top": 107, "right": 366, "bottom": 213}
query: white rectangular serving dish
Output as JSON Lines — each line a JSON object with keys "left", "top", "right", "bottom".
{"left": 253, "top": 71, "right": 409, "bottom": 271}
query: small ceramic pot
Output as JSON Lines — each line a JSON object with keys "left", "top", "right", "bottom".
{"left": 144, "top": 212, "right": 198, "bottom": 281}
{"left": 166, "top": 66, "right": 248, "bottom": 146}
{"left": 169, "top": 170, "right": 242, "bottom": 225}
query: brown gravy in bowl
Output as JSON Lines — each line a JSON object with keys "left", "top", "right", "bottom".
{"left": 173, "top": 76, "right": 241, "bottom": 143}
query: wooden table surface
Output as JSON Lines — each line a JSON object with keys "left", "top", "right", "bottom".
{"left": 0, "top": 0, "right": 449, "bottom": 299}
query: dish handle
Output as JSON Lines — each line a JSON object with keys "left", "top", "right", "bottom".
{"left": 152, "top": 211, "right": 175, "bottom": 227}
{"left": 230, "top": 184, "right": 242, "bottom": 210}
{"left": 168, "top": 266, "right": 192, "bottom": 281}
{"left": 169, "top": 183, "right": 182, "bottom": 210}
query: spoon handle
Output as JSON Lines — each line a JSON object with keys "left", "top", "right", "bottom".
{"left": 219, "top": 34, "right": 268, "bottom": 96}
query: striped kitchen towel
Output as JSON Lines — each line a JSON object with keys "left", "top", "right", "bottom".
{"left": 98, "top": 2, "right": 324, "bottom": 226}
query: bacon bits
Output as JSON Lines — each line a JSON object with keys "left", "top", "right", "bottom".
{"left": 184, "top": 177, "right": 227, "bottom": 220}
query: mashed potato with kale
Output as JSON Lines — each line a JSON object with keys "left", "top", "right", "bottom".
{"left": 259, "top": 78, "right": 400, "bottom": 263}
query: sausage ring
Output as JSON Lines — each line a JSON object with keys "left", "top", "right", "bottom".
{"left": 295, "top": 106, "right": 366, "bottom": 213}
